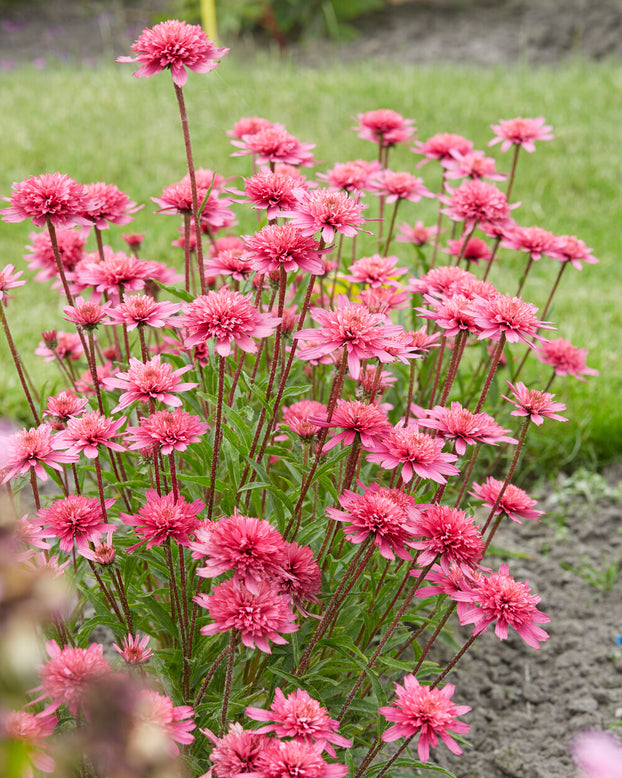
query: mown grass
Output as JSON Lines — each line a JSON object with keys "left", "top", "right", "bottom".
{"left": 0, "top": 53, "right": 620, "bottom": 475}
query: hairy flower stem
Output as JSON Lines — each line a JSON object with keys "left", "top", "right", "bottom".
{"left": 516, "top": 254, "right": 534, "bottom": 297}
{"left": 403, "top": 361, "right": 417, "bottom": 425}
{"left": 182, "top": 210, "right": 192, "bottom": 293}
{"left": 207, "top": 355, "right": 226, "bottom": 521}
{"left": 432, "top": 633, "right": 479, "bottom": 688}
{"left": 85, "top": 329, "right": 105, "bottom": 413}
{"left": 456, "top": 221, "right": 478, "bottom": 265}
{"left": 430, "top": 171, "right": 448, "bottom": 268}
{"left": 474, "top": 333, "right": 506, "bottom": 413}
{"left": 353, "top": 736, "right": 385, "bottom": 778}
{"left": 227, "top": 351, "right": 246, "bottom": 404}
{"left": 165, "top": 540, "right": 187, "bottom": 653}
{"left": 286, "top": 352, "right": 348, "bottom": 539}
{"left": 372, "top": 735, "right": 416, "bottom": 778}
{"left": 94, "top": 458, "right": 109, "bottom": 522}
{"left": 0, "top": 303, "right": 40, "bottom": 424}
{"left": 382, "top": 199, "right": 400, "bottom": 256}
{"left": 481, "top": 418, "right": 530, "bottom": 540}
{"left": 194, "top": 644, "right": 231, "bottom": 707}
{"left": 221, "top": 630, "right": 238, "bottom": 735}
{"left": 482, "top": 235, "right": 502, "bottom": 281}
{"left": 339, "top": 561, "right": 435, "bottom": 720}
{"left": 340, "top": 440, "right": 362, "bottom": 494}
{"left": 238, "top": 274, "right": 317, "bottom": 495}
{"left": 439, "top": 330, "right": 468, "bottom": 405}
{"left": 394, "top": 604, "right": 441, "bottom": 660}
{"left": 427, "top": 335, "right": 446, "bottom": 407}
{"left": 412, "top": 602, "right": 457, "bottom": 672}
{"left": 168, "top": 453, "right": 180, "bottom": 500}
{"left": 46, "top": 218, "right": 76, "bottom": 307}
{"left": 87, "top": 560, "right": 124, "bottom": 625}
{"left": 505, "top": 145, "right": 521, "bottom": 201}
{"left": 29, "top": 469, "right": 41, "bottom": 510}
{"left": 512, "top": 262, "right": 568, "bottom": 384}
{"left": 111, "top": 567, "right": 135, "bottom": 636}
{"left": 296, "top": 540, "right": 373, "bottom": 676}
{"left": 173, "top": 84, "right": 206, "bottom": 294}
{"left": 363, "top": 556, "right": 420, "bottom": 652}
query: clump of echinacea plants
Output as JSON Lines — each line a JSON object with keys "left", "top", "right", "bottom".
{"left": 0, "top": 17, "right": 602, "bottom": 778}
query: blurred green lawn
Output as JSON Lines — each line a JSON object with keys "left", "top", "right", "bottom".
{"left": 0, "top": 54, "right": 620, "bottom": 474}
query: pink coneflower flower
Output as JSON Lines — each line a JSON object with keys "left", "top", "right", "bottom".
{"left": 460, "top": 563, "right": 550, "bottom": 648}
{"left": 379, "top": 675, "right": 471, "bottom": 762}
{"left": 367, "top": 424, "right": 460, "bottom": 484}
{"left": 83, "top": 181, "right": 142, "bottom": 229}
{"left": 112, "top": 633, "right": 154, "bottom": 664}
{"left": 311, "top": 399, "right": 392, "bottom": 452}
{"left": 396, "top": 220, "right": 438, "bottom": 246}
{"left": 489, "top": 116, "right": 554, "bottom": 153}
{"left": 317, "top": 159, "right": 381, "bottom": 193}
{"left": 413, "top": 133, "right": 474, "bottom": 164}
{"left": 25, "top": 227, "right": 87, "bottom": 281}
{"left": 57, "top": 410, "right": 126, "bottom": 459}
{"left": 244, "top": 736, "right": 348, "bottom": 778}
{"left": 200, "top": 192, "right": 238, "bottom": 232}
{"left": 571, "top": 730, "right": 622, "bottom": 778}
{"left": 246, "top": 688, "right": 352, "bottom": 757}
{"left": 444, "top": 236, "right": 492, "bottom": 264}
{"left": 134, "top": 689, "right": 195, "bottom": 752}
{"left": 39, "top": 493, "right": 116, "bottom": 555}
{"left": 35, "top": 640, "right": 112, "bottom": 715}
{"left": 345, "top": 253, "right": 407, "bottom": 288}
{"left": 77, "top": 248, "right": 151, "bottom": 304}
{"left": 195, "top": 511, "right": 287, "bottom": 594}
{"left": 410, "top": 504, "right": 484, "bottom": 572}
{"left": 282, "top": 189, "right": 369, "bottom": 244}
{"left": 203, "top": 246, "right": 253, "bottom": 282}
{"left": 196, "top": 578, "right": 298, "bottom": 653}
{"left": 75, "top": 360, "right": 115, "bottom": 396}
{"left": 500, "top": 224, "right": 562, "bottom": 260}
{"left": 90, "top": 529, "right": 116, "bottom": 565}
{"left": 554, "top": 234, "right": 598, "bottom": 270}
{"left": 418, "top": 293, "right": 480, "bottom": 337}
{"left": 358, "top": 286, "right": 410, "bottom": 315}
{"left": 228, "top": 116, "right": 276, "bottom": 139}
{"left": 294, "top": 296, "right": 406, "bottom": 380}
{"left": 473, "top": 293, "right": 554, "bottom": 346}
{"left": 35, "top": 330, "right": 84, "bottom": 362}
{"left": 205, "top": 722, "right": 269, "bottom": 778}
{"left": 0, "top": 709, "right": 57, "bottom": 775}
{"left": 117, "top": 18, "right": 228, "bottom": 86}
{"left": 15, "top": 514, "right": 52, "bottom": 553}
{"left": 281, "top": 400, "right": 327, "bottom": 440}
{"left": 406, "top": 265, "right": 473, "bottom": 297}
{"left": 417, "top": 402, "right": 517, "bottom": 456}
{"left": 122, "top": 232, "right": 145, "bottom": 249}
{"left": 406, "top": 326, "right": 441, "bottom": 354}
{"left": 442, "top": 150, "right": 506, "bottom": 181}
{"left": 179, "top": 287, "right": 280, "bottom": 356}
{"left": 63, "top": 296, "right": 112, "bottom": 329}
{"left": 501, "top": 380, "right": 568, "bottom": 425}
{"left": 415, "top": 562, "right": 480, "bottom": 620}
{"left": 106, "top": 294, "right": 181, "bottom": 330}
{"left": 244, "top": 224, "right": 326, "bottom": 275}
{"left": 534, "top": 337, "right": 598, "bottom": 380}
{"left": 126, "top": 408, "right": 208, "bottom": 455}
{"left": 327, "top": 483, "right": 418, "bottom": 561}
{"left": 1, "top": 424, "right": 78, "bottom": 484}
{"left": 354, "top": 109, "right": 415, "bottom": 147}
{"left": 242, "top": 169, "right": 304, "bottom": 219}
{"left": 277, "top": 541, "right": 322, "bottom": 606}
{"left": 231, "top": 126, "right": 315, "bottom": 167}
{"left": 120, "top": 489, "right": 203, "bottom": 550}
{"left": 0, "top": 263, "right": 26, "bottom": 301}
{"left": 442, "top": 180, "right": 514, "bottom": 230}
{"left": 152, "top": 181, "right": 195, "bottom": 214}
{"left": 470, "top": 476, "right": 543, "bottom": 524}
{"left": 450, "top": 274, "right": 498, "bottom": 302}
{"left": 371, "top": 170, "right": 434, "bottom": 204}
{"left": 2, "top": 172, "right": 91, "bottom": 228}
{"left": 103, "top": 354, "right": 197, "bottom": 411}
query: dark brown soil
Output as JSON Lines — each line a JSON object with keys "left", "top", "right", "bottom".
{"left": 4, "top": 0, "right": 622, "bottom": 68}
